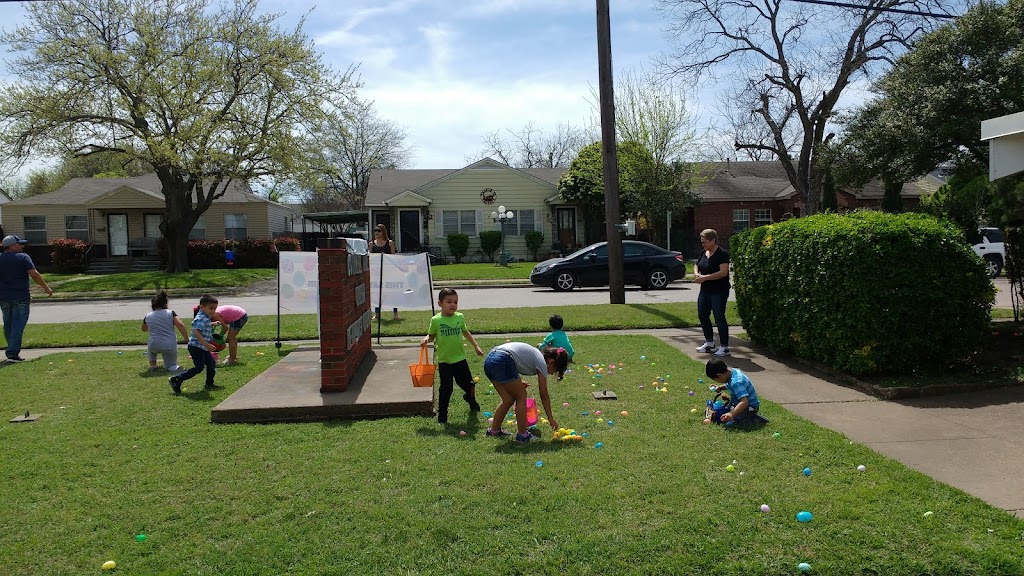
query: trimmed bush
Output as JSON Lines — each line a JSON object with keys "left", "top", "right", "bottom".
{"left": 447, "top": 233, "right": 469, "bottom": 263}
{"left": 525, "top": 230, "right": 545, "bottom": 261}
{"left": 49, "top": 238, "right": 88, "bottom": 273}
{"left": 273, "top": 237, "right": 300, "bottom": 252}
{"left": 479, "top": 230, "right": 502, "bottom": 262}
{"left": 230, "top": 238, "right": 283, "bottom": 268}
{"left": 731, "top": 211, "right": 994, "bottom": 375}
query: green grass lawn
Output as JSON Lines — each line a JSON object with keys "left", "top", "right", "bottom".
{"left": 1, "top": 336, "right": 1020, "bottom": 575}
{"left": 48, "top": 269, "right": 277, "bottom": 293}
{"left": 428, "top": 261, "right": 694, "bottom": 281}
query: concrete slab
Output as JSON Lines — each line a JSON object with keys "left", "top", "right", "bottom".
{"left": 897, "top": 387, "right": 1024, "bottom": 444}
{"left": 784, "top": 401, "right": 991, "bottom": 443}
{"left": 865, "top": 436, "right": 1024, "bottom": 512}
{"left": 211, "top": 345, "right": 433, "bottom": 424}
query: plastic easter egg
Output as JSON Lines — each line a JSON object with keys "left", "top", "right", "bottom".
{"left": 582, "top": 411, "right": 589, "bottom": 416}
{"left": 483, "top": 411, "right": 493, "bottom": 417}
{"left": 796, "top": 511, "right": 812, "bottom": 522}
{"left": 698, "top": 378, "right": 704, "bottom": 383}
{"left": 798, "top": 562, "right": 811, "bottom": 573}
{"left": 702, "top": 418, "right": 711, "bottom": 424}
{"left": 487, "top": 418, "right": 493, "bottom": 424}
{"left": 803, "top": 467, "right": 812, "bottom": 477}
{"left": 607, "top": 420, "right": 614, "bottom": 426}
{"left": 535, "top": 461, "right": 543, "bottom": 468}
{"left": 473, "top": 376, "right": 480, "bottom": 383}
{"left": 773, "top": 432, "right": 781, "bottom": 438}
{"left": 640, "top": 355, "right": 646, "bottom": 360}
{"left": 102, "top": 560, "right": 117, "bottom": 570}
{"left": 923, "top": 511, "right": 934, "bottom": 517}
{"left": 581, "top": 432, "right": 588, "bottom": 437}
{"left": 688, "top": 390, "right": 695, "bottom": 396}
{"left": 135, "top": 534, "right": 147, "bottom": 542}
{"left": 620, "top": 411, "right": 628, "bottom": 416}
{"left": 639, "top": 385, "right": 645, "bottom": 389}
{"left": 595, "top": 410, "right": 602, "bottom": 415}
{"left": 563, "top": 402, "right": 570, "bottom": 407}
{"left": 760, "top": 504, "right": 770, "bottom": 513}
{"left": 726, "top": 464, "right": 735, "bottom": 472}
{"left": 459, "top": 430, "right": 467, "bottom": 437}
{"left": 117, "top": 351, "right": 123, "bottom": 355}
{"left": 594, "top": 442, "right": 603, "bottom": 448}
{"left": 857, "top": 465, "right": 866, "bottom": 472}
{"left": 596, "top": 418, "right": 604, "bottom": 423}
{"left": 690, "top": 408, "right": 697, "bottom": 414}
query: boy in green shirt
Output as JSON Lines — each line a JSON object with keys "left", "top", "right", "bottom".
{"left": 421, "top": 288, "right": 484, "bottom": 424}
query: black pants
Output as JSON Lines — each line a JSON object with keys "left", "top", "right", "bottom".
{"left": 437, "top": 359, "right": 475, "bottom": 422}
{"left": 177, "top": 345, "right": 216, "bottom": 387}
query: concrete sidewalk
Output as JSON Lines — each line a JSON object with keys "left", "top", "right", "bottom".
{"left": 7, "top": 329, "right": 1023, "bottom": 519}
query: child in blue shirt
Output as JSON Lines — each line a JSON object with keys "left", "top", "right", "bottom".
{"left": 539, "top": 315, "right": 574, "bottom": 372}
{"left": 706, "top": 358, "right": 760, "bottom": 424}
{"left": 169, "top": 294, "right": 220, "bottom": 395}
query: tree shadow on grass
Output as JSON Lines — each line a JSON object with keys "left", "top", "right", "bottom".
{"left": 625, "top": 303, "right": 693, "bottom": 326}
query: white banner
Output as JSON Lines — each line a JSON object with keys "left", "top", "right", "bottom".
{"left": 278, "top": 251, "right": 320, "bottom": 314}
{"left": 369, "top": 252, "right": 434, "bottom": 310}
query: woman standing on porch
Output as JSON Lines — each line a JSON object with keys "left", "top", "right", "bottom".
{"left": 370, "top": 224, "right": 400, "bottom": 321}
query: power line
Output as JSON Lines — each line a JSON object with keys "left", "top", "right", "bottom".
{"left": 788, "top": 0, "right": 958, "bottom": 19}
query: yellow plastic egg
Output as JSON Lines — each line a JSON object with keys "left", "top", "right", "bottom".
{"left": 102, "top": 560, "right": 116, "bottom": 570}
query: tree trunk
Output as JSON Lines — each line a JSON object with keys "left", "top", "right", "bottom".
{"left": 159, "top": 175, "right": 193, "bottom": 273}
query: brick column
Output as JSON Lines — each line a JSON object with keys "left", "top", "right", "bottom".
{"left": 317, "top": 239, "right": 371, "bottom": 392}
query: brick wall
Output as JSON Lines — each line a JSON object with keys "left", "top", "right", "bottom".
{"left": 317, "top": 240, "right": 372, "bottom": 392}
{"left": 693, "top": 199, "right": 796, "bottom": 247}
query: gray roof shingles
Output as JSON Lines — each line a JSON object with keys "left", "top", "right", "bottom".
{"left": 5, "top": 173, "right": 260, "bottom": 205}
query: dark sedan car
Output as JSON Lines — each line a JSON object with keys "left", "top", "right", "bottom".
{"left": 530, "top": 241, "right": 687, "bottom": 291}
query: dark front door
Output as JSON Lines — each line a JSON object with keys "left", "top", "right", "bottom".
{"left": 398, "top": 210, "right": 421, "bottom": 253}
{"left": 556, "top": 207, "right": 577, "bottom": 253}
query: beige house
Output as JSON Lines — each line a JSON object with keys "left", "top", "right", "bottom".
{"left": 1, "top": 173, "right": 297, "bottom": 258}
{"left": 365, "top": 158, "right": 578, "bottom": 261}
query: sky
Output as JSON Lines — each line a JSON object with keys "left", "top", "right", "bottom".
{"left": 0, "top": 0, "right": 678, "bottom": 171}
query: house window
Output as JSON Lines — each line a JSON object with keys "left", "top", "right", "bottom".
{"left": 23, "top": 216, "right": 46, "bottom": 244}
{"left": 732, "top": 209, "right": 750, "bottom": 232}
{"left": 144, "top": 214, "right": 162, "bottom": 238}
{"left": 224, "top": 214, "right": 247, "bottom": 241}
{"left": 64, "top": 215, "right": 89, "bottom": 242}
{"left": 754, "top": 209, "right": 772, "bottom": 227}
{"left": 442, "top": 210, "right": 476, "bottom": 236}
{"left": 499, "top": 210, "right": 533, "bottom": 236}
{"left": 189, "top": 215, "right": 206, "bottom": 240}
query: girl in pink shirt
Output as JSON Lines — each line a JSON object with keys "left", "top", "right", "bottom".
{"left": 212, "top": 304, "right": 248, "bottom": 365}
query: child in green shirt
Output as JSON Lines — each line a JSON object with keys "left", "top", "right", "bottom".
{"left": 539, "top": 314, "right": 574, "bottom": 379}
{"left": 421, "top": 288, "right": 484, "bottom": 424}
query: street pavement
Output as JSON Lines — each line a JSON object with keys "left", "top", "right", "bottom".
{"left": 23, "top": 276, "right": 1018, "bottom": 324}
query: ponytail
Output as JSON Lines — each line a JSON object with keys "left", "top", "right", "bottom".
{"left": 151, "top": 291, "right": 169, "bottom": 311}
{"left": 541, "top": 346, "right": 570, "bottom": 380}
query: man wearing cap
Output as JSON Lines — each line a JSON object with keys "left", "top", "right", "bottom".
{"left": 0, "top": 235, "right": 53, "bottom": 362}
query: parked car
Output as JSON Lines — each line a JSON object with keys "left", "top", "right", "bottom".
{"left": 972, "top": 227, "right": 1005, "bottom": 278}
{"left": 530, "top": 241, "right": 687, "bottom": 291}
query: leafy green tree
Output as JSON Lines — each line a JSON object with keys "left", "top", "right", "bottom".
{"left": 0, "top": 0, "right": 358, "bottom": 272}
{"left": 919, "top": 171, "right": 989, "bottom": 241}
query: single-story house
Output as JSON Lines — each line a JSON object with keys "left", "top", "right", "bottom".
{"left": 0, "top": 188, "right": 10, "bottom": 229}
{"left": 0, "top": 173, "right": 298, "bottom": 258}
{"left": 365, "top": 158, "right": 575, "bottom": 261}
{"left": 366, "top": 158, "right": 945, "bottom": 261}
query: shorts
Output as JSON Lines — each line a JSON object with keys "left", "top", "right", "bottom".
{"left": 483, "top": 348, "right": 518, "bottom": 384}
{"left": 227, "top": 314, "right": 248, "bottom": 331}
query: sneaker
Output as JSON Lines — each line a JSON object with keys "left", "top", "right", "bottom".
{"left": 168, "top": 376, "right": 182, "bottom": 395}
{"left": 221, "top": 359, "right": 237, "bottom": 366}
{"left": 713, "top": 347, "right": 730, "bottom": 357}
{"left": 514, "top": 431, "right": 538, "bottom": 443}
{"left": 695, "top": 342, "right": 715, "bottom": 353}
{"left": 485, "top": 428, "right": 511, "bottom": 437}
{"left": 5, "top": 356, "right": 26, "bottom": 363}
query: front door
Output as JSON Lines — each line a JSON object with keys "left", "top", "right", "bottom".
{"left": 556, "top": 207, "right": 577, "bottom": 253}
{"left": 107, "top": 213, "right": 128, "bottom": 256}
{"left": 398, "top": 210, "right": 421, "bottom": 253}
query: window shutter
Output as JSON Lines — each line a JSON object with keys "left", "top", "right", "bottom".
{"left": 435, "top": 210, "right": 443, "bottom": 238}
{"left": 475, "top": 210, "right": 483, "bottom": 237}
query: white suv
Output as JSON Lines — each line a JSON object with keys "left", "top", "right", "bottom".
{"left": 972, "top": 227, "right": 1005, "bottom": 278}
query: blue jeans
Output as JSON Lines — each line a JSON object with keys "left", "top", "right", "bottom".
{"left": 176, "top": 345, "right": 217, "bottom": 387}
{"left": 484, "top": 348, "right": 518, "bottom": 383}
{"left": 0, "top": 299, "right": 30, "bottom": 359}
{"left": 697, "top": 290, "right": 730, "bottom": 347}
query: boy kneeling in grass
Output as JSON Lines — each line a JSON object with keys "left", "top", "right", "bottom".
{"left": 706, "top": 358, "right": 761, "bottom": 425}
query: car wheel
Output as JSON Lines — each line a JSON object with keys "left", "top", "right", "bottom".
{"left": 984, "top": 255, "right": 1002, "bottom": 278}
{"left": 553, "top": 271, "right": 577, "bottom": 291}
{"left": 647, "top": 268, "right": 669, "bottom": 289}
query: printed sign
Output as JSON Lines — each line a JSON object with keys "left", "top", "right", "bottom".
{"left": 369, "top": 252, "right": 434, "bottom": 310}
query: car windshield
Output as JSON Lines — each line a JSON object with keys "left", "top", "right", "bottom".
{"left": 984, "top": 229, "right": 1005, "bottom": 243}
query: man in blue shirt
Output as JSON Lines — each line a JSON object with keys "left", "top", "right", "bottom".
{"left": 0, "top": 235, "right": 53, "bottom": 362}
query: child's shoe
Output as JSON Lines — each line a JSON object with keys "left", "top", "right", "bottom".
{"left": 168, "top": 376, "right": 182, "bottom": 395}
{"left": 514, "top": 431, "right": 538, "bottom": 443}
{"left": 485, "top": 428, "right": 510, "bottom": 437}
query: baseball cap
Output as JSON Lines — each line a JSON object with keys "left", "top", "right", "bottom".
{"left": 2, "top": 235, "right": 28, "bottom": 248}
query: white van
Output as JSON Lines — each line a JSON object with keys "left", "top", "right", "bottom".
{"left": 972, "top": 227, "right": 1005, "bottom": 277}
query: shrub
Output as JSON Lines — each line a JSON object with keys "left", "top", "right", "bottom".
{"left": 273, "top": 237, "right": 300, "bottom": 252}
{"left": 731, "top": 211, "right": 994, "bottom": 376}
{"left": 447, "top": 233, "right": 469, "bottom": 263}
{"left": 230, "top": 238, "right": 282, "bottom": 268}
{"left": 49, "top": 238, "right": 88, "bottom": 273}
{"left": 525, "top": 230, "right": 545, "bottom": 261}
{"left": 479, "top": 230, "right": 502, "bottom": 262}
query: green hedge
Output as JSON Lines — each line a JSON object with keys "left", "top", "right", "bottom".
{"left": 731, "top": 211, "right": 994, "bottom": 375}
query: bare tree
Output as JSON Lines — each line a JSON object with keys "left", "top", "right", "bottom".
{"left": 656, "top": 0, "right": 956, "bottom": 214}
{"left": 473, "top": 122, "right": 591, "bottom": 168}
{"left": 321, "top": 100, "right": 412, "bottom": 211}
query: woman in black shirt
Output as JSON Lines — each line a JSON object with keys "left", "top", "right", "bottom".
{"left": 694, "top": 229, "right": 731, "bottom": 356}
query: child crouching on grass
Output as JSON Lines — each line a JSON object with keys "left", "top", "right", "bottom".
{"left": 483, "top": 343, "right": 568, "bottom": 443}
{"left": 706, "top": 358, "right": 760, "bottom": 424}
{"left": 169, "top": 295, "right": 220, "bottom": 395}
{"left": 142, "top": 291, "right": 189, "bottom": 373}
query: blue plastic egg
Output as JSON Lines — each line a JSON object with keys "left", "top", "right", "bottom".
{"left": 796, "top": 511, "right": 812, "bottom": 522}
{"left": 803, "top": 467, "right": 812, "bottom": 477}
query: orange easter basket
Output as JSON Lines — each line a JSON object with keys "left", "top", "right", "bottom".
{"left": 410, "top": 344, "right": 436, "bottom": 388}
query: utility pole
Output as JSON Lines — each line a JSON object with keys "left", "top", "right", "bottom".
{"left": 596, "top": 0, "right": 625, "bottom": 304}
